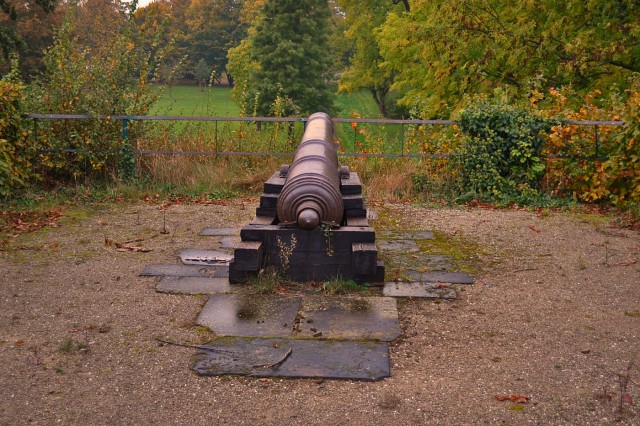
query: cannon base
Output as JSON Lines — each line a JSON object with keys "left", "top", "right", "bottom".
{"left": 230, "top": 171, "right": 384, "bottom": 284}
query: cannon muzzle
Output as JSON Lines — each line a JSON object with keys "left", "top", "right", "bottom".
{"left": 276, "top": 112, "right": 344, "bottom": 229}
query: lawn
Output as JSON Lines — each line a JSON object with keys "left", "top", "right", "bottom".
{"left": 152, "top": 84, "right": 380, "bottom": 119}
{"left": 152, "top": 85, "right": 241, "bottom": 117}
{"left": 147, "top": 85, "right": 406, "bottom": 155}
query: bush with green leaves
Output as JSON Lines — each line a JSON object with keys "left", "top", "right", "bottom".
{"left": 0, "top": 68, "right": 36, "bottom": 197}
{"left": 456, "top": 100, "right": 557, "bottom": 202}
{"left": 26, "top": 17, "right": 158, "bottom": 182}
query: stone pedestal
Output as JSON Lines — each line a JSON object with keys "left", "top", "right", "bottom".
{"left": 229, "top": 171, "right": 384, "bottom": 284}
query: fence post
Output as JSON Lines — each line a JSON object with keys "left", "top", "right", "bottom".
{"left": 594, "top": 124, "right": 600, "bottom": 159}
{"left": 32, "top": 117, "right": 38, "bottom": 144}
{"left": 120, "top": 118, "right": 135, "bottom": 179}
{"left": 214, "top": 120, "right": 218, "bottom": 156}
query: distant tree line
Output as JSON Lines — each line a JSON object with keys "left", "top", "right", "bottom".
{"left": 2, "top": 0, "right": 639, "bottom": 118}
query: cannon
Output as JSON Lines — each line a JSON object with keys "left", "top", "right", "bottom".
{"left": 229, "top": 113, "right": 384, "bottom": 284}
{"left": 276, "top": 112, "right": 344, "bottom": 229}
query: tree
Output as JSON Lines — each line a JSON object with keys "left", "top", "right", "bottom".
{"left": 246, "top": 0, "right": 335, "bottom": 116}
{"left": 194, "top": 58, "right": 210, "bottom": 91}
{"left": 0, "top": 0, "right": 61, "bottom": 78}
{"left": 184, "top": 0, "right": 245, "bottom": 86}
{"left": 227, "top": 0, "right": 266, "bottom": 110}
{"left": 337, "top": 0, "right": 407, "bottom": 117}
{"left": 376, "top": 0, "right": 640, "bottom": 118}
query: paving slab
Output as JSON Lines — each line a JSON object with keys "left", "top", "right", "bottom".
{"left": 156, "top": 277, "right": 233, "bottom": 295}
{"left": 177, "top": 249, "right": 233, "bottom": 265}
{"left": 297, "top": 296, "right": 401, "bottom": 342}
{"left": 197, "top": 294, "right": 301, "bottom": 338}
{"left": 218, "top": 235, "right": 241, "bottom": 249}
{"left": 199, "top": 227, "right": 238, "bottom": 237}
{"left": 420, "top": 254, "right": 455, "bottom": 271}
{"left": 191, "top": 337, "right": 390, "bottom": 381}
{"left": 379, "top": 231, "right": 434, "bottom": 240}
{"left": 383, "top": 282, "right": 457, "bottom": 299}
{"left": 377, "top": 239, "right": 419, "bottom": 252}
{"left": 405, "top": 270, "right": 474, "bottom": 284}
{"left": 140, "top": 264, "right": 229, "bottom": 278}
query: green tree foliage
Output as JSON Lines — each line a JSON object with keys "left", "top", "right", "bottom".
{"left": 375, "top": 0, "right": 640, "bottom": 118}
{"left": 26, "top": 16, "right": 158, "bottom": 181}
{"left": 226, "top": 0, "right": 265, "bottom": 111}
{"left": 184, "top": 0, "right": 245, "bottom": 86}
{"left": 132, "top": 0, "right": 188, "bottom": 85}
{"left": 337, "top": 0, "right": 407, "bottom": 117}
{"left": 194, "top": 58, "right": 210, "bottom": 91}
{"left": 235, "top": 0, "right": 335, "bottom": 116}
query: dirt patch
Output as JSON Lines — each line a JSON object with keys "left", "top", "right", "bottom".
{"left": 1, "top": 199, "right": 639, "bottom": 424}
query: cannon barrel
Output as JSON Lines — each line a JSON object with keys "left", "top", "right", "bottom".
{"left": 276, "top": 112, "right": 344, "bottom": 230}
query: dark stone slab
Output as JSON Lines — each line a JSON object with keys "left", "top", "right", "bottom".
{"left": 377, "top": 239, "right": 419, "bottom": 252}
{"left": 140, "top": 264, "right": 229, "bottom": 278}
{"left": 346, "top": 208, "right": 368, "bottom": 218}
{"left": 340, "top": 172, "right": 363, "bottom": 195}
{"left": 420, "top": 254, "right": 455, "bottom": 272}
{"left": 383, "top": 282, "right": 457, "bottom": 299}
{"left": 259, "top": 193, "right": 279, "bottom": 209}
{"left": 156, "top": 277, "right": 232, "bottom": 295}
{"left": 405, "top": 270, "right": 474, "bottom": 285}
{"left": 297, "top": 296, "right": 401, "bottom": 342}
{"left": 177, "top": 249, "right": 233, "bottom": 265}
{"left": 199, "top": 227, "right": 238, "bottom": 237}
{"left": 343, "top": 194, "right": 365, "bottom": 210}
{"left": 197, "top": 294, "right": 302, "bottom": 338}
{"left": 250, "top": 216, "right": 276, "bottom": 226}
{"left": 232, "top": 241, "right": 263, "bottom": 270}
{"left": 191, "top": 337, "right": 389, "bottom": 381}
{"left": 379, "top": 231, "right": 434, "bottom": 240}
{"left": 346, "top": 217, "right": 369, "bottom": 227}
{"left": 240, "top": 225, "right": 376, "bottom": 254}
{"left": 218, "top": 235, "right": 241, "bottom": 249}
{"left": 263, "top": 172, "right": 285, "bottom": 194}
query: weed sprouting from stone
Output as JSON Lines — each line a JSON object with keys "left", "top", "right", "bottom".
{"left": 249, "top": 266, "right": 280, "bottom": 294}
{"left": 322, "top": 277, "right": 367, "bottom": 295}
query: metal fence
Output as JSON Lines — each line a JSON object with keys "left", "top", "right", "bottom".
{"left": 24, "top": 113, "right": 625, "bottom": 160}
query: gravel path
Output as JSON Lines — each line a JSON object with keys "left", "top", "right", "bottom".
{"left": 1, "top": 200, "right": 639, "bottom": 425}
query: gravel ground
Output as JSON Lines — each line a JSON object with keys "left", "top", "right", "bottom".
{"left": 1, "top": 199, "right": 639, "bottom": 425}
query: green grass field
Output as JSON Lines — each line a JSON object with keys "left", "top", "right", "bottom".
{"left": 152, "top": 85, "right": 241, "bottom": 117}
{"left": 148, "top": 84, "right": 407, "bottom": 154}
{"left": 152, "top": 84, "right": 381, "bottom": 118}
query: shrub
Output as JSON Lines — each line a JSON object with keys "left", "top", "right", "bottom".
{"left": 456, "top": 100, "right": 557, "bottom": 201}
{"left": 26, "top": 17, "right": 158, "bottom": 183}
{"left": 542, "top": 83, "right": 640, "bottom": 207}
{"left": 0, "top": 75, "right": 34, "bottom": 197}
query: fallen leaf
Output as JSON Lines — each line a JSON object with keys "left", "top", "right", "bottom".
{"left": 495, "top": 395, "right": 530, "bottom": 403}
{"left": 528, "top": 225, "right": 542, "bottom": 233}
{"left": 116, "top": 244, "right": 152, "bottom": 253}
{"left": 617, "top": 259, "right": 637, "bottom": 266}
{"left": 15, "top": 340, "right": 25, "bottom": 347}
{"left": 124, "top": 238, "right": 145, "bottom": 244}
{"left": 623, "top": 393, "right": 633, "bottom": 405}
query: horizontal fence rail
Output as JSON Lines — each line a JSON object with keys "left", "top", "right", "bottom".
{"left": 23, "top": 113, "right": 625, "bottom": 159}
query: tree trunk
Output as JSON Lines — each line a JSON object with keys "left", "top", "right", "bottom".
{"left": 225, "top": 70, "right": 235, "bottom": 88}
{"left": 369, "top": 87, "right": 388, "bottom": 118}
